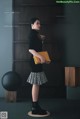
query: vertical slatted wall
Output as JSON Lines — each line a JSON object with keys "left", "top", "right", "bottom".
{"left": 13, "top": 0, "right": 66, "bottom": 101}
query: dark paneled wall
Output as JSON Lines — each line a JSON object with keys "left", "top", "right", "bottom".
{"left": 13, "top": 0, "right": 66, "bottom": 100}
{"left": 65, "top": 4, "right": 80, "bottom": 66}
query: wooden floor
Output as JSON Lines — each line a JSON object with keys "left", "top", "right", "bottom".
{"left": 0, "top": 98, "right": 80, "bottom": 119}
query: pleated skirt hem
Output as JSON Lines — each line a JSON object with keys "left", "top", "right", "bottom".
{"left": 27, "top": 72, "right": 48, "bottom": 85}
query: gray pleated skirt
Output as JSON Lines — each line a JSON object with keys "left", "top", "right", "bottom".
{"left": 27, "top": 72, "right": 48, "bottom": 85}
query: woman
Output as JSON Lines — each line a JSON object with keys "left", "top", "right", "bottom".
{"left": 27, "top": 17, "right": 48, "bottom": 115}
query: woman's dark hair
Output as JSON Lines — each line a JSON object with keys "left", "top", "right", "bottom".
{"left": 30, "top": 17, "right": 40, "bottom": 24}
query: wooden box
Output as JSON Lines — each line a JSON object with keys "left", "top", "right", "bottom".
{"left": 65, "top": 67, "right": 80, "bottom": 87}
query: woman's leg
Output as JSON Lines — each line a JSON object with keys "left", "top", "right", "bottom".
{"left": 32, "top": 84, "right": 39, "bottom": 102}
{"left": 31, "top": 84, "right": 47, "bottom": 115}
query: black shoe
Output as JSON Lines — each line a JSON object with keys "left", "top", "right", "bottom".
{"left": 32, "top": 104, "right": 47, "bottom": 115}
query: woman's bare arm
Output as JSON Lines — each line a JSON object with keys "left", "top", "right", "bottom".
{"left": 29, "top": 49, "right": 41, "bottom": 58}
{"left": 29, "top": 49, "right": 45, "bottom": 63}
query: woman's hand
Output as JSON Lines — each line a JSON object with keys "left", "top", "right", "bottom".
{"left": 40, "top": 55, "right": 46, "bottom": 64}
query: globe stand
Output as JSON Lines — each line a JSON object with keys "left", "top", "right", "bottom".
{"left": 1, "top": 71, "right": 22, "bottom": 102}
{"left": 28, "top": 111, "right": 50, "bottom": 117}
{"left": 5, "top": 91, "right": 16, "bottom": 102}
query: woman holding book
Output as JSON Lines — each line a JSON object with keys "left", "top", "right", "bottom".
{"left": 27, "top": 17, "right": 48, "bottom": 115}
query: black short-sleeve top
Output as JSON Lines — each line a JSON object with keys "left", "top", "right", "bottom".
{"left": 29, "top": 29, "right": 43, "bottom": 72}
